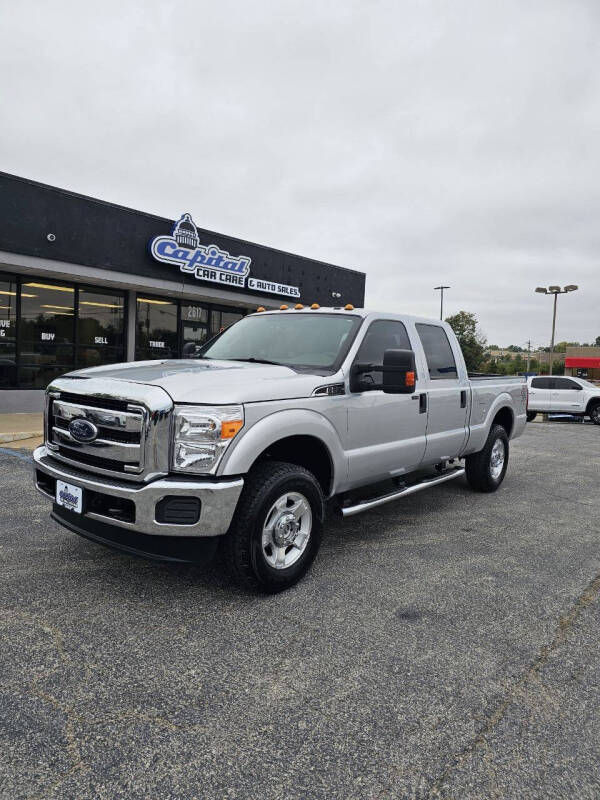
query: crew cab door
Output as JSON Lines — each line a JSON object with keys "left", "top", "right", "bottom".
{"left": 528, "top": 377, "right": 553, "bottom": 410}
{"left": 551, "top": 377, "right": 586, "bottom": 412}
{"left": 346, "top": 319, "right": 427, "bottom": 489}
{"left": 415, "top": 323, "right": 469, "bottom": 464}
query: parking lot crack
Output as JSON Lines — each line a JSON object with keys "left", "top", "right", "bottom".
{"left": 423, "top": 570, "right": 600, "bottom": 798}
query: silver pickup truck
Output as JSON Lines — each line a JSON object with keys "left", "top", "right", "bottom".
{"left": 33, "top": 307, "right": 527, "bottom": 592}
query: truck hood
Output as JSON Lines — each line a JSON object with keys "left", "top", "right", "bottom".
{"left": 62, "top": 359, "right": 335, "bottom": 404}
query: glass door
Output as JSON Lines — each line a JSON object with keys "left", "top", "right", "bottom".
{"left": 180, "top": 303, "right": 209, "bottom": 357}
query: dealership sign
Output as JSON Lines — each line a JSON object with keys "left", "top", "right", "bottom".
{"left": 149, "top": 214, "right": 300, "bottom": 298}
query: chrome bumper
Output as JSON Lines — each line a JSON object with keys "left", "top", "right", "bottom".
{"left": 33, "top": 445, "right": 243, "bottom": 538}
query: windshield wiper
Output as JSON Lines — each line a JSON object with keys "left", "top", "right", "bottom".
{"left": 229, "top": 357, "right": 283, "bottom": 366}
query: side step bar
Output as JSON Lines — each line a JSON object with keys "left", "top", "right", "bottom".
{"left": 341, "top": 467, "right": 465, "bottom": 518}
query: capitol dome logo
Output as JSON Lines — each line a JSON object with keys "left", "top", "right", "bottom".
{"left": 173, "top": 213, "right": 199, "bottom": 249}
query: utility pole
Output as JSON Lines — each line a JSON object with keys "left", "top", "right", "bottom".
{"left": 526, "top": 339, "right": 532, "bottom": 374}
{"left": 434, "top": 286, "right": 450, "bottom": 320}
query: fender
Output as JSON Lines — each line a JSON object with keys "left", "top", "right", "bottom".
{"left": 218, "top": 408, "right": 347, "bottom": 494}
{"left": 463, "top": 391, "right": 516, "bottom": 455}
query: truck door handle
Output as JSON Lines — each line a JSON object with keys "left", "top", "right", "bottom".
{"left": 411, "top": 393, "right": 427, "bottom": 413}
{"left": 460, "top": 390, "right": 467, "bottom": 408}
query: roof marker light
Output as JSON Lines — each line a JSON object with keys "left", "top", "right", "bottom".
{"left": 344, "top": 303, "right": 355, "bottom": 310}
{"left": 295, "top": 303, "right": 304, "bottom": 309}
{"left": 256, "top": 306, "right": 266, "bottom": 312}
{"left": 280, "top": 304, "right": 289, "bottom": 310}
{"left": 311, "top": 303, "right": 320, "bottom": 309}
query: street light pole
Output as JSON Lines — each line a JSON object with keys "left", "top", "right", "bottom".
{"left": 549, "top": 291, "right": 558, "bottom": 376}
{"left": 434, "top": 286, "right": 450, "bottom": 320}
{"left": 535, "top": 284, "right": 579, "bottom": 376}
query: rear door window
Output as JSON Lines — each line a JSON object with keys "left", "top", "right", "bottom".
{"left": 415, "top": 324, "right": 458, "bottom": 380}
{"left": 553, "top": 378, "right": 581, "bottom": 390}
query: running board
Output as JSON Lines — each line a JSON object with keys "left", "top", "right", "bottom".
{"left": 341, "top": 467, "right": 466, "bottom": 518}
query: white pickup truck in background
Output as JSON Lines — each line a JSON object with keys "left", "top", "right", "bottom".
{"left": 526, "top": 376, "right": 600, "bottom": 424}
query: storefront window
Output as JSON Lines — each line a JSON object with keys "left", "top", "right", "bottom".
{"left": 18, "top": 280, "right": 75, "bottom": 388}
{"left": 0, "top": 272, "right": 251, "bottom": 386}
{"left": 0, "top": 276, "right": 17, "bottom": 387}
{"left": 210, "top": 308, "right": 245, "bottom": 335}
{"left": 78, "top": 287, "right": 125, "bottom": 368}
{"left": 135, "top": 296, "right": 178, "bottom": 360}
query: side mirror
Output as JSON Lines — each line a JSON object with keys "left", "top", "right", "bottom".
{"left": 350, "top": 349, "right": 417, "bottom": 393}
{"left": 382, "top": 348, "right": 416, "bottom": 394}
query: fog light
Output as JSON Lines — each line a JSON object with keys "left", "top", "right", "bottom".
{"left": 155, "top": 496, "right": 201, "bottom": 525}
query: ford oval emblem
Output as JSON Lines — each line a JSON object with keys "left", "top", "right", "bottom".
{"left": 68, "top": 418, "right": 98, "bottom": 443}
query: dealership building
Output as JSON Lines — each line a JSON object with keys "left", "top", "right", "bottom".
{"left": 0, "top": 173, "right": 366, "bottom": 410}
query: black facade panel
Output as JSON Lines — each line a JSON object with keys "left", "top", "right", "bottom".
{"left": 0, "top": 172, "right": 366, "bottom": 306}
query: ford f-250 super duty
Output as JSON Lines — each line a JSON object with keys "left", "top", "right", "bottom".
{"left": 33, "top": 307, "right": 527, "bottom": 592}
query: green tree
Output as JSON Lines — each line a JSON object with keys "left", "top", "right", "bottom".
{"left": 513, "top": 354, "right": 525, "bottom": 373}
{"left": 595, "top": 336, "right": 600, "bottom": 347}
{"left": 445, "top": 311, "right": 487, "bottom": 372}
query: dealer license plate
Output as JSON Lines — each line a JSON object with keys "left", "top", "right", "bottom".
{"left": 56, "top": 480, "right": 83, "bottom": 514}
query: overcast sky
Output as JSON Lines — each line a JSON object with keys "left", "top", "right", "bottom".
{"left": 1, "top": 0, "right": 598, "bottom": 347}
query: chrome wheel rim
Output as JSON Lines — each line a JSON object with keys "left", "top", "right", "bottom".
{"left": 490, "top": 439, "right": 505, "bottom": 480}
{"left": 262, "top": 492, "right": 312, "bottom": 570}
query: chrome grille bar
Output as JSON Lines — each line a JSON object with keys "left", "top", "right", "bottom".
{"left": 51, "top": 426, "right": 142, "bottom": 461}
{"left": 53, "top": 400, "right": 143, "bottom": 433}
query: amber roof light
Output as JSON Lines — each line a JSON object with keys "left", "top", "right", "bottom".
{"left": 344, "top": 303, "right": 355, "bottom": 310}
{"left": 280, "top": 304, "right": 289, "bottom": 310}
{"left": 295, "top": 303, "right": 304, "bottom": 309}
{"left": 256, "top": 306, "right": 266, "bottom": 312}
{"left": 310, "top": 303, "right": 320, "bottom": 309}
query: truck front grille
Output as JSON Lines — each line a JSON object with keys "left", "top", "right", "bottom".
{"left": 48, "top": 395, "right": 146, "bottom": 475}
{"left": 44, "top": 377, "right": 173, "bottom": 482}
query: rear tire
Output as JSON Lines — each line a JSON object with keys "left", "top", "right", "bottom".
{"left": 588, "top": 403, "right": 600, "bottom": 426}
{"left": 526, "top": 411, "right": 537, "bottom": 422}
{"left": 221, "top": 461, "right": 324, "bottom": 593}
{"left": 465, "top": 424, "right": 509, "bottom": 493}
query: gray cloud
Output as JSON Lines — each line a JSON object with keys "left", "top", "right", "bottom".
{"left": 1, "top": 0, "right": 598, "bottom": 346}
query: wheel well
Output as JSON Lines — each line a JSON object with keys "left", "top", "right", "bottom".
{"left": 492, "top": 406, "right": 514, "bottom": 437}
{"left": 586, "top": 398, "right": 600, "bottom": 414}
{"left": 253, "top": 435, "right": 333, "bottom": 496}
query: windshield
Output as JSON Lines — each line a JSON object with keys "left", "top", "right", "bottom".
{"left": 197, "top": 313, "right": 361, "bottom": 370}
{"left": 577, "top": 378, "right": 598, "bottom": 388}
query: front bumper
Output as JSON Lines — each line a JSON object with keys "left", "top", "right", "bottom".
{"left": 33, "top": 445, "right": 243, "bottom": 538}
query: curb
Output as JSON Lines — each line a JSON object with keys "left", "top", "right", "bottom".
{"left": 0, "top": 432, "right": 43, "bottom": 443}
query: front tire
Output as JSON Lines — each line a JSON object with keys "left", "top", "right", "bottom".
{"left": 465, "top": 424, "right": 509, "bottom": 493}
{"left": 588, "top": 403, "right": 600, "bottom": 426}
{"left": 221, "top": 461, "right": 324, "bottom": 593}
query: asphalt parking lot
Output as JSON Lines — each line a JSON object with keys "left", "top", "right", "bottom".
{"left": 1, "top": 423, "right": 600, "bottom": 800}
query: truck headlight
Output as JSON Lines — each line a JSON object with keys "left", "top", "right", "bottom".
{"left": 172, "top": 405, "right": 244, "bottom": 474}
